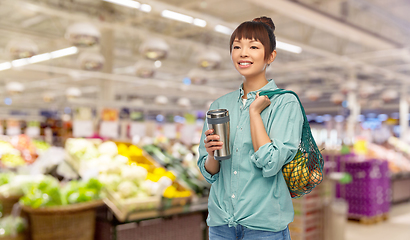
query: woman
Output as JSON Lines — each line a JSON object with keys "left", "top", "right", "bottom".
{"left": 197, "top": 16, "right": 304, "bottom": 239}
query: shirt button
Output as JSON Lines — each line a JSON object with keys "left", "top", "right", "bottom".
{"left": 232, "top": 194, "right": 235, "bottom": 199}
{"left": 236, "top": 148, "right": 238, "bottom": 152}
{"left": 234, "top": 171, "right": 237, "bottom": 175}
{"left": 240, "top": 127, "right": 242, "bottom": 130}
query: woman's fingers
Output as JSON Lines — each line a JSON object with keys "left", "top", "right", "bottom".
{"left": 205, "top": 140, "right": 223, "bottom": 147}
{"left": 204, "top": 129, "right": 214, "bottom": 136}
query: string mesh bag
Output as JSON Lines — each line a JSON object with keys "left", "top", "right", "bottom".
{"left": 259, "top": 89, "right": 324, "bottom": 198}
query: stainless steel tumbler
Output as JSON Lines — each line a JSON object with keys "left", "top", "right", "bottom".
{"left": 207, "top": 109, "right": 231, "bottom": 160}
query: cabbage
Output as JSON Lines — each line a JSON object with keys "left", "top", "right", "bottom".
{"left": 120, "top": 165, "right": 148, "bottom": 185}
{"left": 98, "top": 141, "right": 118, "bottom": 157}
{"left": 20, "top": 176, "right": 62, "bottom": 208}
{"left": 140, "top": 180, "right": 162, "bottom": 196}
{"left": 0, "top": 172, "right": 14, "bottom": 186}
{"left": 0, "top": 174, "right": 44, "bottom": 197}
{"left": 100, "top": 161, "right": 122, "bottom": 175}
{"left": 66, "top": 139, "right": 99, "bottom": 161}
{"left": 98, "top": 154, "right": 113, "bottom": 164}
{"left": 64, "top": 178, "right": 102, "bottom": 204}
{"left": 117, "top": 181, "right": 138, "bottom": 198}
{"left": 0, "top": 216, "right": 26, "bottom": 236}
{"left": 98, "top": 174, "right": 122, "bottom": 191}
{"left": 20, "top": 177, "right": 103, "bottom": 208}
{"left": 114, "top": 155, "right": 129, "bottom": 164}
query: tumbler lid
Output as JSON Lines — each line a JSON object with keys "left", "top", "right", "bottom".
{"left": 207, "top": 109, "right": 229, "bottom": 118}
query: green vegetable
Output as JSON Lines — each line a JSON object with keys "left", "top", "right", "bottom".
{"left": 20, "top": 177, "right": 62, "bottom": 208}
{"left": 0, "top": 173, "right": 13, "bottom": 186}
{"left": 0, "top": 216, "right": 26, "bottom": 236}
{"left": 20, "top": 177, "right": 103, "bottom": 208}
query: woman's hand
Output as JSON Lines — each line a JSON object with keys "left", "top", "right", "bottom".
{"left": 204, "top": 129, "right": 223, "bottom": 157}
{"left": 249, "top": 92, "right": 271, "bottom": 115}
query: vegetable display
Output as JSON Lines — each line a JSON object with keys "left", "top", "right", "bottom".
{"left": 0, "top": 216, "right": 26, "bottom": 237}
{"left": 19, "top": 177, "right": 103, "bottom": 208}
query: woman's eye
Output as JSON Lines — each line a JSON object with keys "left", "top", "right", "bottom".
{"left": 233, "top": 46, "right": 240, "bottom": 49}
{"left": 251, "top": 46, "right": 258, "bottom": 49}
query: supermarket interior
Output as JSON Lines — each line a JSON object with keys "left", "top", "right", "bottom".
{"left": 0, "top": 0, "right": 410, "bottom": 239}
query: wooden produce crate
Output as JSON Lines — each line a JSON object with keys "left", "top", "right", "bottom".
{"left": 21, "top": 200, "right": 104, "bottom": 240}
{"left": 0, "top": 233, "right": 26, "bottom": 240}
{"left": 104, "top": 190, "right": 161, "bottom": 222}
{"left": 161, "top": 181, "right": 193, "bottom": 210}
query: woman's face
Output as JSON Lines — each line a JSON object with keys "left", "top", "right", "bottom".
{"left": 231, "top": 38, "right": 273, "bottom": 79}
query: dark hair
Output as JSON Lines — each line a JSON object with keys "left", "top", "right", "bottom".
{"left": 229, "top": 16, "right": 276, "bottom": 60}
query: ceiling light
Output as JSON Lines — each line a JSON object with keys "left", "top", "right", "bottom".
{"left": 214, "top": 25, "right": 232, "bottom": 35}
{"left": 276, "top": 41, "right": 302, "bottom": 54}
{"left": 50, "top": 46, "right": 78, "bottom": 59}
{"left": 29, "top": 53, "right": 51, "bottom": 64}
{"left": 161, "top": 10, "right": 193, "bottom": 23}
{"left": 78, "top": 51, "right": 105, "bottom": 71}
{"left": 66, "top": 87, "right": 82, "bottom": 98}
{"left": 11, "top": 59, "right": 29, "bottom": 67}
{"left": 154, "top": 60, "right": 162, "bottom": 68}
{"left": 0, "top": 62, "right": 12, "bottom": 71}
{"left": 193, "top": 18, "right": 207, "bottom": 27}
{"left": 197, "top": 50, "right": 221, "bottom": 70}
{"left": 0, "top": 47, "right": 78, "bottom": 71}
{"left": 140, "top": 38, "right": 169, "bottom": 60}
{"left": 65, "top": 23, "right": 100, "bottom": 47}
{"left": 6, "top": 39, "right": 39, "bottom": 59}
{"left": 140, "top": 4, "right": 151, "bottom": 12}
{"left": 135, "top": 60, "right": 155, "bottom": 78}
{"left": 103, "top": 0, "right": 140, "bottom": 9}
{"left": 6, "top": 82, "right": 25, "bottom": 94}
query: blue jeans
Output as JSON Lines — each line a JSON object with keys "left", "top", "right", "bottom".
{"left": 209, "top": 224, "right": 291, "bottom": 240}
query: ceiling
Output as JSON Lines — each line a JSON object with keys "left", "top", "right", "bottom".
{"left": 0, "top": 0, "right": 410, "bottom": 118}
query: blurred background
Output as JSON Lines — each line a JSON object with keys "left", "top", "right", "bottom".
{"left": 0, "top": 0, "right": 409, "bottom": 239}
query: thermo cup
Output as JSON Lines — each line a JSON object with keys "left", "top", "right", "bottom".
{"left": 206, "top": 109, "right": 231, "bottom": 160}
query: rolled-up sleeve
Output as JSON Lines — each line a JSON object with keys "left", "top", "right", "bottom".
{"left": 197, "top": 103, "right": 220, "bottom": 184}
{"left": 250, "top": 101, "right": 303, "bottom": 178}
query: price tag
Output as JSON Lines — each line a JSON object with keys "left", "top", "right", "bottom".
{"left": 180, "top": 124, "right": 196, "bottom": 145}
{"left": 73, "top": 120, "right": 94, "bottom": 137}
{"left": 26, "top": 127, "right": 40, "bottom": 137}
{"left": 7, "top": 127, "right": 21, "bottom": 136}
{"left": 130, "top": 122, "right": 146, "bottom": 137}
{"left": 163, "top": 123, "right": 177, "bottom": 139}
{"left": 100, "top": 121, "right": 119, "bottom": 139}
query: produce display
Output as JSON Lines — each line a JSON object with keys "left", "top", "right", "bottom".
{"left": 0, "top": 215, "right": 26, "bottom": 237}
{"left": 65, "top": 138, "right": 193, "bottom": 215}
{"left": 19, "top": 176, "right": 102, "bottom": 208}
{"left": 142, "top": 138, "right": 210, "bottom": 197}
{"left": 0, "top": 173, "right": 45, "bottom": 198}
{"left": 0, "top": 135, "right": 51, "bottom": 168}
{"left": 32, "top": 140, "right": 50, "bottom": 155}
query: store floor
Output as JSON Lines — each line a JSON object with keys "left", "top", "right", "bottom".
{"left": 346, "top": 201, "right": 410, "bottom": 240}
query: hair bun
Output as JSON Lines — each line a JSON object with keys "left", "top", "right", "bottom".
{"left": 253, "top": 16, "right": 275, "bottom": 32}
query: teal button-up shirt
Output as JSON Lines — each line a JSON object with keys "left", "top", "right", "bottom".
{"left": 197, "top": 79, "right": 303, "bottom": 232}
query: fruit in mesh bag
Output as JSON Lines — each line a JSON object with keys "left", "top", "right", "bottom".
{"left": 289, "top": 162, "right": 309, "bottom": 190}
{"left": 309, "top": 168, "right": 323, "bottom": 185}
{"left": 282, "top": 150, "right": 304, "bottom": 182}
{"left": 282, "top": 159, "right": 297, "bottom": 181}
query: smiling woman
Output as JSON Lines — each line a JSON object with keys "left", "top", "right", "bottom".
{"left": 198, "top": 16, "right": 303, "bottom": 240}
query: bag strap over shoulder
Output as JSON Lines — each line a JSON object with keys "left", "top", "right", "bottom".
{"left": 259, "top": 89, "right": 307, "bottom": 123}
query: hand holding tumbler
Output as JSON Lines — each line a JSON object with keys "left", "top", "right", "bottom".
{"left": 206, "top": 109, "right": 231, "bottom": 160}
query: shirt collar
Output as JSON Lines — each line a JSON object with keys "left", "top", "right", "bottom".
{"left": 238, "top": 79, "right": 278, "bottom": 101}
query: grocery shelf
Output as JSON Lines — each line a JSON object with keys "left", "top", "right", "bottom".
{"left": 97, "top": 199, "right": 208, "bottom": 240}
